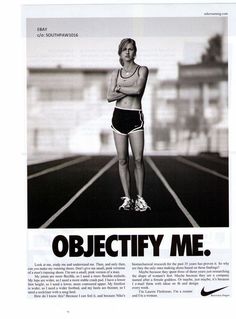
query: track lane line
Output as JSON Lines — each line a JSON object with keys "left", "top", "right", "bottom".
{"left": 28, "top": 156, "right": 91, "bottom": 180}
{"left": 146, "top": 157, "right": 199, "bottom": 227}
{"left": 176, "top": 157, "right": 228, "bottom": 181}
{"left": 39, "top": 157, "right": 117, "bottom": 228}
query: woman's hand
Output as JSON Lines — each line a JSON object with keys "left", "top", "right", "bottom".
{"left": 115, "top": 85, "right": 121, "bottom": 93}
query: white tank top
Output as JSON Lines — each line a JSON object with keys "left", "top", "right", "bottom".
{"left": 116, "top": 65, "right": 140, "bottom": 87}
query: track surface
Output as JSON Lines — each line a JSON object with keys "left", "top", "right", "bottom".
{"left": 27, "top": 155, "right": 228, "bottom": 228}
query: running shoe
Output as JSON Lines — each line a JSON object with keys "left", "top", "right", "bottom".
{"left": 119, "top": 197, "right": 134, "bottom": 211}
{"left": 135, "top": 195, "right": 151, "bottom": 212}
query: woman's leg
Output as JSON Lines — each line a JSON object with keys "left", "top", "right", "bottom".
{"left": 113, "top": 132, "right": 131, "bottom": 198}
{"left": 129, "top": 130, "right": 144, "bottom": 197}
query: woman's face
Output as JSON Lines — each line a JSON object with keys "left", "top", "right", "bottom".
{"left": 120, "top": 42, "right": 136, "bottom": 63}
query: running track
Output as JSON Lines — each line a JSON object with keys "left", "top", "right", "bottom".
{"left": 27, "top": 155, "right": 228, "bottom": 228}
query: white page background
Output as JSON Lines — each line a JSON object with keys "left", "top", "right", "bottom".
{"left": 1, "top": 0, "right": 236, "bottom": 318}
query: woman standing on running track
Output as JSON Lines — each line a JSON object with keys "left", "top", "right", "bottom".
{"left": 107, "top": 38, "right": 151, "bottom": 212}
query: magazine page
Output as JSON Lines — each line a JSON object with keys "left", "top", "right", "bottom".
{"left": 18, "top": 1, "right": 236, "bottom": 317}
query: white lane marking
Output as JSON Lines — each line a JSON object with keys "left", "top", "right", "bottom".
{"left": 146, "top": 157, "right": 199, "bottom": 227}
{"left": 40, "top": 157, "right": 117, "bottom": 228}
{"left": 28, "top": 156, "right": 91, "bottom": 180}
{"left": 176, "top": 157, "right": 228, "bottom": 181}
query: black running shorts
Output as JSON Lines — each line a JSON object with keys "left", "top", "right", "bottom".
{"left": 111, "top": 107, "right": 144, "bottom": 135}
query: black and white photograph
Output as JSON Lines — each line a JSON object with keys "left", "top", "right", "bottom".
{"left": 12, "top": 1, "right": 236, "bottom": 314}
{"left": 2, "top": 1, "right": 236, "bottom": 317}
{"left": 27, "top": 16, "right": 228, "bottom": 229}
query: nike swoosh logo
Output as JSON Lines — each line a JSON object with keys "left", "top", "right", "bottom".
{"left": 201, "top": 286, "right": 228, "bottom": 296}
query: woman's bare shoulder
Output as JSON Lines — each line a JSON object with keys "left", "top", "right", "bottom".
{"left": 139, "top": 65, "right": 149, "bottom": 73}
{"left": 111, "top": 68, "right": 120, "bottom": 76}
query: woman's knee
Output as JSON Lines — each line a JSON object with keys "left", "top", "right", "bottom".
{"left": 134, "top": 156, "right": 143, "bottom": 168}
{"left": 118, "top": 158, "right": 129, "bottom": 167}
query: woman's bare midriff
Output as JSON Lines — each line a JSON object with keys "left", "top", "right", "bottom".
{"left": 116, "top": 95, "right": 142, "bottom": 110}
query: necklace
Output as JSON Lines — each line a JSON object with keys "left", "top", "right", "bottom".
{"left": 124, "top": 69, "right": 131, "bottom": 74}
{"left": 123, "top": 65, "right": 135, "bottom": 74}
{"left": 120, "top": 65, "right": 138, "bottom": 79}
{"left": 123, "top": 64, "right": 135, "bottom": 74}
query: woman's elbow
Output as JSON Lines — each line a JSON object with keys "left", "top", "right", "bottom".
{"left": 135, "top": 88, "right": 143, "bottom": 95}
{"left": 107, "top": 94, "right": 113, "bottom": 102}
{"left": 107, "top": 92, "right": 111, "bottom": 102}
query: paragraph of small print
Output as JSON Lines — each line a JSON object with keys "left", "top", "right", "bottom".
{"left": 131, "top": 261, "right": 230, "bottom": 297}
{"left": 28, "top": 262, "right": 126, "bottom": 298}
